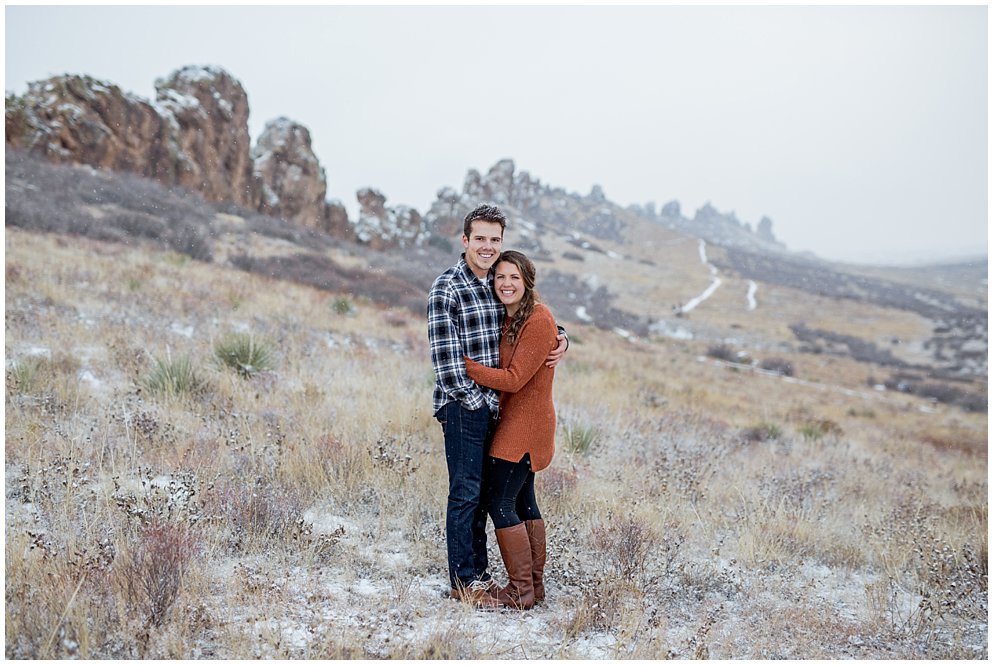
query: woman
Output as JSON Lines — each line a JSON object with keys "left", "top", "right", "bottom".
{"left": 464, "top": 250, "right": 558, "bottom": 610}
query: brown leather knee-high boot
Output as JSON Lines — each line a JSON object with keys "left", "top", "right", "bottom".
{"left": 525, "top": 519, "right": 546, "bottom": 603}
{"left": 494, "top": 523, "right": 535, "bottom": 610}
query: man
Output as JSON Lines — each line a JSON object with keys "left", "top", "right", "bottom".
{"left": 428, "top": 204, "right": 567, "bottom": 607}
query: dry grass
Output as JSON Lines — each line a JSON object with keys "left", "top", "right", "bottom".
{"left": 5, "top": 226, "right": 987, "bottom": 659}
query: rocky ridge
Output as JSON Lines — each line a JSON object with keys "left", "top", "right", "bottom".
{"left": 6, "top": 66, "right": 333, "bottom": 233}
{"left": 6, "top": 64, "right": 788, "bottom": 256}
{"left": 5, "top": 64, "right": 987, "bottom": 384}
{"left": 6, "top": 67, "right": 261, "bottom": 210}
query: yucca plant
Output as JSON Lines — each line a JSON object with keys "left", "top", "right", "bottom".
{"left": 741, "top": 421, "right": 783, "bottom": 443}
{"left": 332, "top": 297, "right": 355, "bottom": 316}
{"left": 214, "top": 332, "right": 274, "bottom": 378}
{"left": 797, "top": 418, "right": 842, "bottom": 441}
{"left": 561, "top": 422, "right": 601, "bottom": 456}
{"left": 6, "top": 358, "right": 43, "bottom": 394}
{"left": 143, "top": 352, "right": 205, "bottom": 397}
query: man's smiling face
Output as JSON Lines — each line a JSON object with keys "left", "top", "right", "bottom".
{"left": 462, "top": 220, "right": 504, "bottom": 278}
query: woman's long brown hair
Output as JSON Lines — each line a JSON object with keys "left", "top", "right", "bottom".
{"left": 495, "top": 250, "right": 539, "bottom": 345}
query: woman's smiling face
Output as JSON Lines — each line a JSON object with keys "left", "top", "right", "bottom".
{"left": 493, "top": 260, "right": 525, "bottom": 310}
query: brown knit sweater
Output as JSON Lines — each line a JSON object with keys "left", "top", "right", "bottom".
{"left": 465, "top": 303, "right": 558, "bottom": 471}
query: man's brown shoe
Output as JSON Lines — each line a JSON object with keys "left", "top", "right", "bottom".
{"left": 450, "top": 578, "right": 500, "bottom": 599}
{"left": 451, "top": 579, "right": 503, "bottom": 609}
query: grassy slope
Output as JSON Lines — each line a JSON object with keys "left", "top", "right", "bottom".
{"left": 4, "top": 226, "right": 987, "bottom": 659}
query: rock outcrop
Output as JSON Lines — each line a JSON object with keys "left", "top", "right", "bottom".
{"left": 324, "top": 199, "right": 353, "bottom": 238}
{"left": 5, "top": 75, "right": 172, "bottom": 180}
{"left": 423, "top": 158, "right": 627, "bottom": 245}
{"left": 462, "top": 159, "right": 545, "bottom": 214}
{"left": 4, "top": 65, "right": 352, "bottom": 226}
{"left": 756, "top": 216, "right": 776, "bottom": 244}
{"left": 252, "top": 117, "right": 327, "bottom": 228}
{"left": 153, "top": 66, "right": 260, "bottom": 208}
{"left": 353, "top": 187, "right": 427, "bottom": 250}
{"left": 426, "top": 158, "right": 545, "bottom": 235}
{"left": 4, "top": 67, "right": 264, "bottom": 208}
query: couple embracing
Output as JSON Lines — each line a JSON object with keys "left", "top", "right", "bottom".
{"left": 428, "top": 204, "right": 568, "bottom": 610}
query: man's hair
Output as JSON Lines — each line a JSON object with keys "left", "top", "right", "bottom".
{"left": 463, "top": 204, "right": 507, "bottom": 238}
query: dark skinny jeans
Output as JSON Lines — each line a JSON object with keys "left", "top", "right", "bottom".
{"left": 439, "top": 401, "right": 495, "bottom": 588}
{"left": 484, "top": 453, "right": 542, "bottom": 529}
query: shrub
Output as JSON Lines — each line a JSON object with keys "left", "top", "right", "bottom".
{"left": 205, "top": 480, "right": 305, "bottom": 548}
{"left": 143, "top": 353, "right": 206, "bottom": 398}
{"left": 915, "top": 382, "right": 987, "bottom": 413}
{"left": 381, "top": 310, "right": 408, "bottom": 328}
{"left": 741, "top": 422, "right": 783, "bottom": 443}
{"left": 760, "top": 357, "right": 795, "bottom": 377}
{"left": 426, "top": 234, "right": 453, "bottom": 254}
{"left": 591, "top": 515, "right": 664, "bottom": 583}
{"left": 117, "top": 521, "right": 197, "bottom": 628}
{"left": 537, "top": 466, "right": 578, "bottom": 498}
{"left": 214, "top": 333, "right": 274, "bottom": 378}
{"left": 797, "top": 419, "right": 842, "bottom": 441}
{"left": 706, "top": 344, "right": 736, "bottom": 362}
{"left": 877, "top": 374, "right": 987, "bottom": 412}
{"left": 564, "top": 577, "right": 626, "bottom": 635}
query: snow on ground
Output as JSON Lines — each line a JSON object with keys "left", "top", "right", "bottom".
{"left": 697, "top": 239, "right": 709, "bottom": 265}
{"left": 575, "top": 306, "right": 593, "bottom": 323}
{"left": 649, "top": 320, "right": 695, "bottom": 340}
{"left": 746, "top": 280, "right": 758, "bottom": 311}
{"left": 679, "top": 277, "right": 723, "bottom": 314}
{"left": 678, "top": 240, "right": 723, "bottom": 314}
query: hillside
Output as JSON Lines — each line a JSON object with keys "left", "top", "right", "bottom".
{"left": 6, "top": 65, "right": 986, "bottom": 404}
{"left": 4, "top": 153, "right": 988, "bottom": 658}
{"left": 6, "top": 149, "right": 988, "bottom": 411}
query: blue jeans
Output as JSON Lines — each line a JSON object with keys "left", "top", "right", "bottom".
{"left": 438, "top": 401, "right": 495, "bottom": 588}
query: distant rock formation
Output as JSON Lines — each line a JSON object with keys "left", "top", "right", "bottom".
{"left": 6, "top": 64, "right": 791, "bottom": 259}
{"left": 756, "top": 216, "right": 776, "bottom": 244}
{"left": 631, "top": 197, "right": 785, "bottom": 254}
{"left": 324, "top": 199, "right": 352, "bottom": 239}
{"left": 354, "top": 187, "right": 427, "bottom": 250}
{"left": 423, "top": 158, "right": 627, "bottom": 245}
{"left": 252, "top": 117, "right": 327, "bottom": 228}
{"left": 661, "top": 200, "right": 681, "bottom": 218}
{"left": 5, "top": 75, "right": 173, "bottom": 183}
{"left": 461, "top": 159, "right": 545, "bottom": 214}
{"left": 5, "top": 65, "right": 345, "bottom": 230}
{"left": 154, "top": 66, "right": 260, "bottom": 208}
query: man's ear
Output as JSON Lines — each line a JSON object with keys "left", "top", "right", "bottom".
{"left": 462, "top": 235, "right": 470, "bottom": 249}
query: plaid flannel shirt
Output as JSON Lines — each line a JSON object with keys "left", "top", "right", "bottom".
{"left": 428, "top": 256, "right": 504, "bottom": 417}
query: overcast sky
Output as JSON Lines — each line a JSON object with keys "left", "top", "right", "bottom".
{"left": 5, "top": 5, "right": 988, "bottom": 265}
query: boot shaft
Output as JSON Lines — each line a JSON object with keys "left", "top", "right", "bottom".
{"left": 495, "top": 523, "right": 535, "bottom": 610}
{"left": 524, "top": 519, "right": 546, "bottom": 602}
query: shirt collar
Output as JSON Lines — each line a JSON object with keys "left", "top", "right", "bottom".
{"left": 458, "top": 254, "right": 492, "bottom": 285}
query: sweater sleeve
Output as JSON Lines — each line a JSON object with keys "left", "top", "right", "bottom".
{"left": 465, "top": 308, "right": 557, "bottom": 393}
